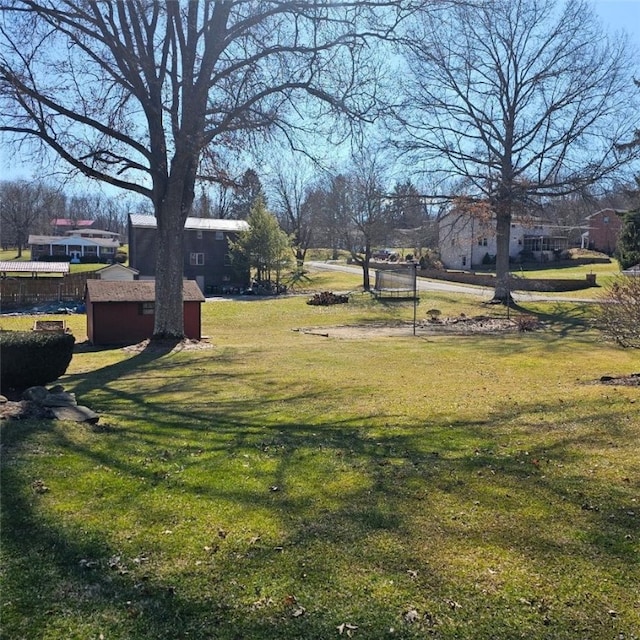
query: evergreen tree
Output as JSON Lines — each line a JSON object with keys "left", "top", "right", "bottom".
{"left": 230, "top": 196, "right": 292, "bottom": 289}
{"left": 616, "top": 210, "right": 640, "bottom": 270}
{"left": 230, "top": 169, "right": 265, "bottom": 220}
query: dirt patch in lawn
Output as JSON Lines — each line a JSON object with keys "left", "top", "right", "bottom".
{"left": 599, "top": 373, "right": 640, "bottom": 387}
{"left": 296, "top": 315, "right": 525, "bottom": 339}
{"left": 121, "top": 338, "right": 215, "bottom": 353}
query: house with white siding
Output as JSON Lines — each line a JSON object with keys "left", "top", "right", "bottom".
{"left": 29, "top": 228, "right": 121, "bottom": 262}
{"left": 438, "top": 209, "right": 567, "bottom": 270}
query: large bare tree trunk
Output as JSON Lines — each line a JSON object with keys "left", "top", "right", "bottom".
{"left": 154, "top": 211, "right": 186, "bottom": 339}
{"left": 362, "top": 263, "right": 371, "bottom": 291}
{"left": 492, "top": 208, "right": 513, "bottom": 304}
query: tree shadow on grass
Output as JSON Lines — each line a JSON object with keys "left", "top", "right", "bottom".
{"left": 1, "top": 382, "right": 638, "bottom": 638}
{"left": 510, "top": 300, "right": 595, "bottom": 338}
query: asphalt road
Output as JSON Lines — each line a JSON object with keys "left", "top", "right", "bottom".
{"left": 306, "top": 260, "right": 598, "bottom": 303}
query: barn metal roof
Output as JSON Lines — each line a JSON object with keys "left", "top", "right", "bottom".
{"left": 129, "top": 214, "right": 248, "bottom": 232}
{"left": 86, "top": 279, "right": 205, "bottom": 302}
{"left": 0, "top": 261, "right": 70, "bottom": 274}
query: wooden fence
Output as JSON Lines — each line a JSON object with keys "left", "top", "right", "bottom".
{"left": 0, "top": 272, "right": 97, "bottom": 310}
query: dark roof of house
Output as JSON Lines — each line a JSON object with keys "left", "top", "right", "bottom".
{"left": 585, "top": 208, "right": 627, "bottom": 219}
{"left": 86, "top": 279, "right": 204, "bottom": 302}
{"left": 29, "top": 234, "right": 120, "bottom": 248}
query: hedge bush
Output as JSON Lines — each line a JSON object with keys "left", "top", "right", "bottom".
{"left": 78, "top": 255, "right": 110, "bottom": 264}
{"left": 38, "top": 255, "right": 71, "bottom": 262}
{"left": 0, "top": 331, "right": 75, "bottom": 390}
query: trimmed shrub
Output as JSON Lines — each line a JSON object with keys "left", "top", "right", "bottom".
{"left": 38, "top": 255, "right": 71, "bottom": 262}
{"left": 79, "top": 255, "right": 109, "bottom": 264}
{"left": 0, "top": 331, "right": 75, "bottom": 390}
{"left": 516, "top": 315, "right": 540, "bottom": 332}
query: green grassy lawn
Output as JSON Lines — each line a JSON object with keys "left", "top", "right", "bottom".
{"left": 1, "top": 267, "right": 639, "bottom": 639}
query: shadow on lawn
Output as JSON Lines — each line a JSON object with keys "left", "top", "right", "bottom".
{"left": 513, "top": 300, "right": 595, "bottom": 339}
{"left": 67, "top": 337, "right": 188, "bottom": 395}
{"left": 1, "top": 381, "right": 638, "bottom": 638}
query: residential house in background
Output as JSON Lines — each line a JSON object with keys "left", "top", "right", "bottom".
{"left": 438, "top": 209, "right": 568, "bottom": 270}
{"left": 95, "top": 263, "right": 139, "bottom": 281}
{"left": 581, "top": 208, "right": 624, "bottom": 254}
{"left": 51, "top": 218, "right": 94, "bottom": 234}
{"left": 85, "top": 279, "right": 204, "bottom": 345}
{"left": 29, "top": 228, "right": 121, "bottom": 262}
{"left": 128, "top": 214, "right": 249, "bottom": 294}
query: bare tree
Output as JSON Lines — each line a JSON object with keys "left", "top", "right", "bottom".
{"left": 270, "top": 159, "right": 316, "bottom": 266}
{"left": 306, "top": 177, "right": 343, "bottom": 259}
{"left": 0, "top": 180, "right": 53, "bottom": 255}
{"left": 396, "top": 0, "right": 640, "bottom": 303}
{"left": 0, "top": 1, "right": 409, "bottom": 338}
{"left": 337, "top": 156, "right": 392, "bottom": 291}
{"left": 596, "top": 275, "right": 640, "bottom": 349}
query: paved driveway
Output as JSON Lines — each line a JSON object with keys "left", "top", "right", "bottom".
{"left": 306, "top": 261, "right": 598, "bottom": 303}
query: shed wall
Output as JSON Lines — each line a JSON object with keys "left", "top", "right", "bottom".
{"left": 87, "top": 301, "right": 202, "bottom": 344}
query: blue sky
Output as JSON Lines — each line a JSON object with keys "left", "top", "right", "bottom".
{"left": 2, "top": 1, "right": 640, "bottom": 190}
{"left": 593, "top": 0, "right": 640, "bottom": 49}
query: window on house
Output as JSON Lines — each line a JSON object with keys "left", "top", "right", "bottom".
{"left": 604, "top": 216, "right": 609, "bottom": 224}
{"left": 461, "top": 256, "right": 467, "bottom": 266}
{"left": 139, "top": 302, "right": 154, "bottom": 315}
{"left": 190, "top": 252, "right": 205, "bottom": 266}
{"left": 215, "top": 231, "right": 224, "bottom": 241}
{"left": 197, "top": 230, "right": 203, "bottom": 239}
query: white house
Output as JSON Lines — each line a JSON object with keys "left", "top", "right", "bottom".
{"left": 29, "top": 229, "right": 120, "bottom": 262}
{"left": 438, "top": 209, "right": 567, "bottom": 270}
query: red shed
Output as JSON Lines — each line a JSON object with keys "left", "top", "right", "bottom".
{"left": 85, "top": 280, "right": 205, "bottom": 345}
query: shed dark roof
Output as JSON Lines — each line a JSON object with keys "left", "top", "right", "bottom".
{"left": 86, "top": 279, "right": 204, "bottom": 302}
